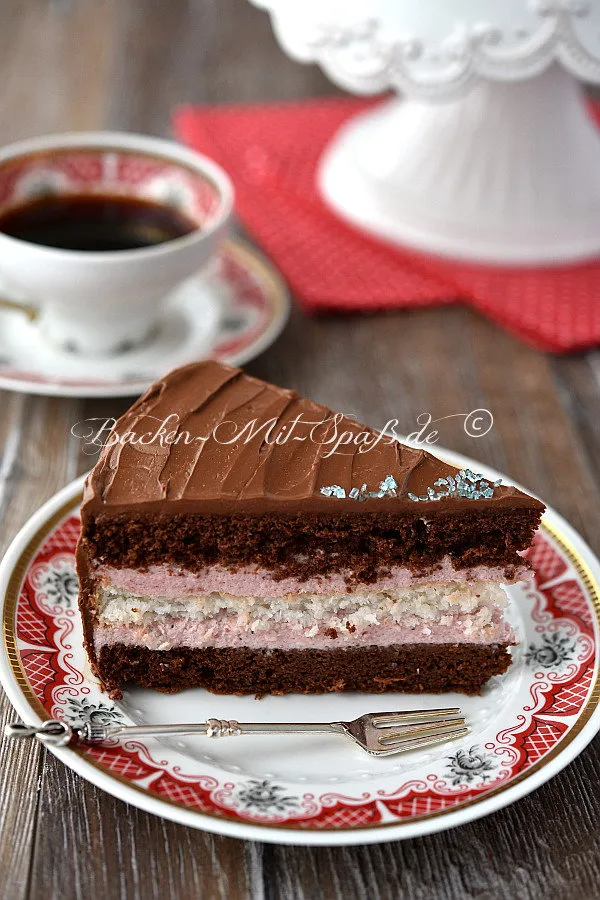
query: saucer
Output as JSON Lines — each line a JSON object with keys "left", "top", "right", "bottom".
{"left": 0, "top": 238, "right": 289, "bottom": 398}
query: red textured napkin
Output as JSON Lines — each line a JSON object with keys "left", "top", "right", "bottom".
{"left": 174, "top": 98, "right": 600, "bottom": 352}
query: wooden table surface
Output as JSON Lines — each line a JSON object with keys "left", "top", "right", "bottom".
{"left": 1, "top": 2, "right": 599, "bottom": 898}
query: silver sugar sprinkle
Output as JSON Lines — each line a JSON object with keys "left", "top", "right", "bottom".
{"left": 320, "top": 475, "right": 398, "bottom": 502}
{"left": 408, "top": 469, "right": 502, "bottom": 502}
{"left": 320, "top": 484, "right": 346, "bottom": 499}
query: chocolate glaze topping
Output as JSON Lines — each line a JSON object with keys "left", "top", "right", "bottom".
{"left": 82, "top": 361, "right": 544, "bottom": 520}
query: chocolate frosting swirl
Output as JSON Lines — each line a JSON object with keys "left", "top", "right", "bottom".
{"left": 82, "top": 361, "right": 543, "bottom": 519}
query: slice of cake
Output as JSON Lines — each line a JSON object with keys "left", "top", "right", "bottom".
{"left": 76, "top": 360, "right": 544, "bottom": 697}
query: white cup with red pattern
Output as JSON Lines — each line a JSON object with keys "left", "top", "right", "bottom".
{"left": 0, "top": 132, "right": 234, "bottom": 356}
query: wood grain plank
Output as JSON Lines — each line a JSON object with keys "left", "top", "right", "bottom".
{"left": 0, "top": 0, "right": 117, "bottom": 142}
{"left": 0, "top": 710, "right": 42, "bottom": 900}
{"left": 551, "top": 351, "right": 600, "bottom": 503}
{"left": 0, "top": 393, "right": 27, "bottom": 524}
{"left": 107, "top": 0, "right": 336, "bottom": 136}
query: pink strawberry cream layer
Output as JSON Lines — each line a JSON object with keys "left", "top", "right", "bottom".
{"left": 95, "top": 557, "right": 529, "bottom": 599}
{"left": 93, "top": 611, "right": 514, "bottom": 653}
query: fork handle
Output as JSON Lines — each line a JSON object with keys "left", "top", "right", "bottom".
{"left": 5, "top": 718, "right": 345, "bottom": 746}
{"left": 102, "top": 719, "right": 344, "bottom": 741}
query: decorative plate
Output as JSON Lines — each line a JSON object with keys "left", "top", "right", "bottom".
{"left": 1, "top": 451, "right": 599, "bottom": 846}
{"left": 0, "top": 238, "right": 289, "bottom": 398}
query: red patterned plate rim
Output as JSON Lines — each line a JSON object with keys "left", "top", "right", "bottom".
{"left": 1, "top": 451, "right": 599, "bottom": 846}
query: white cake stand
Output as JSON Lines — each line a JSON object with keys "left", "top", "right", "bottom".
{"left": 252, "top": 0, "right": 600, "bottom": 264}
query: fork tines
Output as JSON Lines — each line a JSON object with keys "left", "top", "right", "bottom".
{"left": 366, "top": 707, "right": 468, "bottom": 756}
{"left": 370, "top": 708, "right": 462, "bottom": 727}
{"left": 377, "top": 719, "right": 467, "bottom": 747}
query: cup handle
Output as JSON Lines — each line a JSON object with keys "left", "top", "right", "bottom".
{"left": 0, "top": 296, "right": 38, "bottom": 321}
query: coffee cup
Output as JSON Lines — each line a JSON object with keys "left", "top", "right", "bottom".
{"left": 0, "top": 132, "right": 234, "bottom": 355}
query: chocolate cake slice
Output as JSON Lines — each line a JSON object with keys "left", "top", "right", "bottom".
{"left": 76, "top": 360, "right": 544, "bottom": 697}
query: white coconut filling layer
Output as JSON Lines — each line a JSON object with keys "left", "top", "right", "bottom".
{"left": 94, "top": 581, "right": 508, "bottom": 634}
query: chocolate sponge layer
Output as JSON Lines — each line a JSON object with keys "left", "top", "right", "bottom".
{"left": 96, "top": 642, "right": 513, "bottom": 697}
{"left": 81, "top": 506, "right": 539, "bottom": 582}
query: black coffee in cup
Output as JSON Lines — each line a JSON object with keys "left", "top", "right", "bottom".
{"left": 0, "top": 193, "right": 197, "bottom": 252}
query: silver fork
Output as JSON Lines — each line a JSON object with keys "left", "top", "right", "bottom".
{"left": 5, "top": 707, "right": 468, "bottom": 757}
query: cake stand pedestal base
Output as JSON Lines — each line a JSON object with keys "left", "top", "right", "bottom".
{"left": 318, "top": 65, "right": 600, "bottom": 265}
